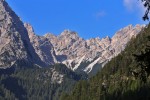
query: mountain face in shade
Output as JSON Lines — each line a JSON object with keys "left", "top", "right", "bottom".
{"left": 0, "top": 0, "right": 45, "bottom": 69}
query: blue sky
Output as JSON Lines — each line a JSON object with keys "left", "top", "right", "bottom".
{"left": 6, "top": 0, "right": 146, "bottom": 39}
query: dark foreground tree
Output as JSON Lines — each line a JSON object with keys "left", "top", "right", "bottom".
{"left": 140, "top": 0, "right": 150, "bottom": 20}
{"left": 133, "top": 45, "right": 150, "bottom": 83}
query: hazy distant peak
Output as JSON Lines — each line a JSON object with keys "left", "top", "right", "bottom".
{"left": 44, "top": 33, "right": 57, "bottom": 38}
{"left": 24, "top": 23, "right": 35, "bottom": 33}
{"left": 95, "top": 37, "right": 100, "bottom": 40}
{"left": 105, "top": 36, "right": 111, "bottom": 39}
{"left": 60, "top": 29, "right": 78, "bottom": 36}
{"left": 127, "top": 24, "right": 133, "bottom": 29}
{"left": 24, "top": 23, "right": 36, "bottom": 39}
{"left": 101, "top": 36, "right": 111, "bottom": 41}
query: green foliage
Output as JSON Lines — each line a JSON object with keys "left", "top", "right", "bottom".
{"left": 132, "top": 41, "right": 150, "bottom": 83}
{"left": 60, "top": 25, "right": 150, "bottom": 100}
{"left": 0, "top": 64, "right": 85, "bottom": 100}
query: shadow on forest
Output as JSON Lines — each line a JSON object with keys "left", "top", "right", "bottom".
{"left": 0, "top": 67, "right": 15, "bottom": 75}
{"left": 1, "top": 77, "right": 27, "bottom": 100}
{"left": 104, "top": 86, "right": 150, "bottom": 100}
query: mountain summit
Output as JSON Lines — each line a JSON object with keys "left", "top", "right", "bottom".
{"left": 0, "top": 0, "right": 45, "bottom": 68}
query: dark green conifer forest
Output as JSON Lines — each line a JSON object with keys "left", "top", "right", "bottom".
{"left": 0, "top": 64, "right": 86, "bottom": 100}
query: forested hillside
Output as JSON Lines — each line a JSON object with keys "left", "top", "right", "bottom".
{"left": 60, "top": 25, "right": 150, "bottom": 100}
{"left": 0, "top": 64, "right": 87, "bottom": 100}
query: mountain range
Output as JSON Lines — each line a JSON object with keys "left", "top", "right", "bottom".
{"left": 1, "top": 0, "right": 150, "bottom": 100}
{"left": 0, "top": 0, "right": 144, "bottom": 76}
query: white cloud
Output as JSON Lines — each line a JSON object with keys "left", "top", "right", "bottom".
{"left": 96, "top": 11, "right": 106, "bottom": 17}
{"left": 123, "top": 0, "right": 145, "bottom": 14}
{"left": 95, "top": 11, "right": 106, "bottom": 19}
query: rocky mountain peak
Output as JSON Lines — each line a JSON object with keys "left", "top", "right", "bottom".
{"left": 0, "top": 0, "right": 45, "bottom": 68}
{"left": 101, "top": 36, "right": 111, "bottom": 45}
{"left": 24, "top": 23, "right": 35, "bottom": 38}
{"left": 44, "top": 33, "right": 56, "bottom": 38}
{"left": 24, "top": 23, "right": 34, "bottom": 32}
{"left": 135, "top": 24, "right": 141, "bottom": 28}
{"left": 111, "top": 24, "right": 144, "bottom": 57}
{"left": 24, "top": 23, "right": 58, "bottom": 65}
{"left": 60, "top": 30, "right": 78, "bottom": 38}
{"left": 103, "top": 36, "right": 111, "bottom": 41}
{"left": 112, "top": 24, "right": 144, "bottom": 41}
{"left": 127, "top": 24, "right": 133, "bottom": 29}
{"left": 95, "top": 37, "right": 100, "bottom": 40}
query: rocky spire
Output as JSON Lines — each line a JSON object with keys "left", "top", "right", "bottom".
{"left": 24, "top": 23, "right": 58, "bottom": 65}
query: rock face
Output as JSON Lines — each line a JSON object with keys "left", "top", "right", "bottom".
{"left": 24, "top": 23, "right": 58, "bottom": 65}
{"left": 37, "top": 67, "right": 64, "bottom": 84}
{"left": 111, "top": 24, "right": 143, "bottom": 56}
{"left": 0, "top": 0, "right": 45, "bottom": 69}
{"left": 44, "top": 25, "right": 144, "bottom": 75}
